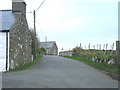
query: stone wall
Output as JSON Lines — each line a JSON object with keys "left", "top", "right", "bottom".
{"left": 9, "top": 14, "right": 33, "bottom": 70}
{"left": 12, "top": 1, "right": 26, "bottom": 16}
{"left": 52, "top": 43, "right": 58, "bottom": 55}
{"left": 46, "top": 43, "right": 58, "bottom": 55}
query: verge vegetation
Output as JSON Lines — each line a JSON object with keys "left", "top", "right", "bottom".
{"left": 64, "top": 56, "right": 119, "bottom": 74}
{"left": 63, "top": 56, "right": 120, "bottom": 81}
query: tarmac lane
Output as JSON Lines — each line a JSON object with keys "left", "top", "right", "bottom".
{"left": 2, "top": 55, "right": 119, "bottom": 88}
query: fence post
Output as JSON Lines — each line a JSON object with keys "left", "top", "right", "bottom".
{"left": 99, "top": 44, "right": 101, "bottom": 50}
{"left": 105, "top": 44, "right": 108, "bottom": 54}
{"left": 80, "top": 43, "right": 81, "bottom": 48}
{"left": 103, "top": 44, "right": 105, "bottom": 50}
{"left": 116, "top": 41, "right": 120, "bottom": 65}
{"left": 93, "top": 45, "right": 95, "bottom": 53}
{"left": 111, "top": 43, "right": 114, "bottom": 55}
{"left": 97, "top": 44, "right": 98, "bottom": 50}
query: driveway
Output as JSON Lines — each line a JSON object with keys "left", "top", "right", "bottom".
{"left": 2, "top": 55, "right": 118, "bottom": 88}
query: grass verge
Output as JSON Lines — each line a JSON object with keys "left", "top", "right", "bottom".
{"left": 64, "top": 56, "right": 120, "bottom": 74}
{"left": 10, "top": 56, "right": 42, "bottom": 72}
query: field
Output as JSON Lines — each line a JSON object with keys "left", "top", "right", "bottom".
{"left": 60, "top": 46, "right": 120, "bottom": 80}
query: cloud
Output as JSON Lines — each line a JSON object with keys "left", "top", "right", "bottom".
{"left": 61, "top": 0, "right": 119, "bottom": 3}
{"left": 61, "top": 18, "right": 81, "bottom": 28}
{"left": 0, "top": 0, "right": 11, "bottom": 10}
{"left": 0, "top": 0, "right": 117, "bottom": 51}
{"left": 36, "top": 0, "right": 65, "bottom": 19}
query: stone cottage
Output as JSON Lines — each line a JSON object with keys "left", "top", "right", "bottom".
{"left": 40, "top": 41, "right": 58, "bottom": 55}
{"left": 0, "top": 0, "right": 33, "bottom": 72}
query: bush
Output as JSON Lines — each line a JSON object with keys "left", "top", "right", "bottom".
{"left": 37, "top": 48, "right": 46, "bottom": 56}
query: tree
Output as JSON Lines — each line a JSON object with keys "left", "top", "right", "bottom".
{"left": 29, "top": 28, "right": 40, "bottom": 58}
{"left": 37, "top": 48, "right": 46, "bottom": 56}
{"left": 72, "top": 46, "right": 82, "bottom": 56}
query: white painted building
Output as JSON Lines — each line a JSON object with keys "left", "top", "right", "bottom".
{"left": 0, "top": 32, "right": 9, "bottom": 72}
{"left": 0, "top": 0, "right": 33, "bottom": 72}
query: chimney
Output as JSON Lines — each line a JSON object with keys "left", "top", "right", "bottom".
{"left": 12, "top": 0, "right": 26, "bottom": 16}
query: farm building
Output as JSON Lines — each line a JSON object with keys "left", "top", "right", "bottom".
{"left": 40, "top": 41, "right": 58, "bottom": 55}
{"left": 0, "top": 0, "right": 33, "bottom": 72}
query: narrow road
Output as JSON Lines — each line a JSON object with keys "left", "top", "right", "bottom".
{"left": 2, "top": 56, "right": 118, "bottom": 88}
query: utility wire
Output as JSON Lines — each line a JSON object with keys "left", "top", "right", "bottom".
{"left": 36, "top": 0, "right": 45, "bottom": 12}
{"left": 36, "top": 16, "right": 45, "bottom": 35}
{"left": 36, "top": 16, "right": 46, "bottom": 39}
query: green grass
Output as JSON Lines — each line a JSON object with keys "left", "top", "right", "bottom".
{"left": 64, "top": 56, "right": 120, "bottom": 74}
{"left": 78, "top": 52, "right": 116, "bottom": 60}
{"left": 10, "top": 56, "right": 42, "bottom": 72}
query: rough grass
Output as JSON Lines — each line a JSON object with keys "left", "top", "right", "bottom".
{"left": 64, "top": 56, "right": 120, "bottom": 74}
{"left": 10, "top": 56, "right": 42, "bottom": 72}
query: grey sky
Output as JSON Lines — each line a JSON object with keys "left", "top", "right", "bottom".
{"left": 0, "top": 0, "right": 119, "bottom": 52}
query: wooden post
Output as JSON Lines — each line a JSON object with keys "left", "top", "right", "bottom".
{"left": 93, "top": 45, "right": 95, "bottom": 53}
{"left": 99, "top": 44, "right": 101, "bottom": 50}
{"left": 88, "top": 43, "right": 90, "bottom": 50}
{"left": 105, "top": 44, "right": 108, "bottom": 54}
{"left": 99, "top": 44, "right": 101, "bottom": 54}
{"left": 97, "top": 44, "right": 98, "bottom": 50}
{"left": 112, "top": 43, "right": 114, "bottom": 50}
{"left": 85, "top": 46, "right": 86, "bottom": 53}
{"left": 88, "top": 43, "right": 90, "bottom": 53}
{"left": 33, "top": 10, "right": 36, "bottom": 58}
{"left": 103, "top": 44, "right": 106, "bottom": 54}
{"left": 80, "top": 43, "right": 81, "bottom": 49}
{"left": 103, "top": 44, "right": 105, "bottom": 50}
{"left": 93, "top": 45, "right": 95, "bottom": 49}
{"left": 116, "top": 41, "right": 120, "bottom": 65}
{"left": 111, "top": 43, "right": 114, "bottom": 55}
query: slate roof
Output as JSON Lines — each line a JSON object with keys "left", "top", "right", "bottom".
{"left": 40, "top": 41, "right": 57, "bottom": 48}
{"left": 0, "top": 10, "right": 21, "bottom": 31}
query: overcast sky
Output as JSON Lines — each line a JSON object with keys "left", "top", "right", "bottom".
{"left": 0, "top": 0, "right": 119, "bottom": 52}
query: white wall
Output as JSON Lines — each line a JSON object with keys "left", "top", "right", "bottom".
{"left": 7, "top": 33, "right": 9, "bottom": 71}
{"left": 0, "top": 32, "right": 6, "bottom": 72}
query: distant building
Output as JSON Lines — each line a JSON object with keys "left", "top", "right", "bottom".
{"left": 40, "top": 41, "right": 58, "bottom": 55}
{"left": 0, "top": 0, "right": 33, "bottom": 72}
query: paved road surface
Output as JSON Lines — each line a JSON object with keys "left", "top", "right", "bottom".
{"left": 2, "top": 56, "right": 118, "bottom": 88}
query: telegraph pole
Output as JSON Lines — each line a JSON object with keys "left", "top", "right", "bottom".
{"left": 33, "top": 10, "right": 36, "bottom": 58}
{"left": 33, "top": 0, "right": 45, "bottom": 58}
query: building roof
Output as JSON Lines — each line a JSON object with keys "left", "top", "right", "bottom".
{"left": 0, "top": 10, "right": 21, "bottom": 31}
{"left": 40, "top": 41, "right": 57, "bottom": 48}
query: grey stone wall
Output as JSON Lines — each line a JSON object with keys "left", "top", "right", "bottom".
{"left": 52, "top": 43, "right": 58, "bottom": 55}
{"left": 9, "top": 14, "right": 33, "bottom": 70}
{"left": 12, "top": 1, "right": 26, "bottom": 16}
{"left": 46, "top": 44, "right": 58, "bottom": 55}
